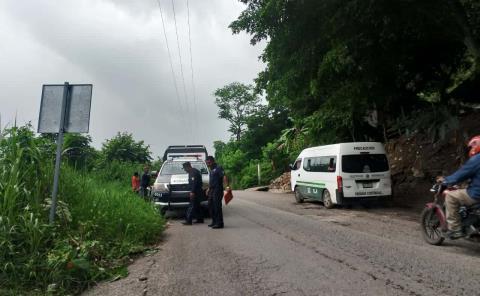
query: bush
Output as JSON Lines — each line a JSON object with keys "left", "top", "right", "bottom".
{"left": 92, "top": 160, "right": 144, "bottom": 183}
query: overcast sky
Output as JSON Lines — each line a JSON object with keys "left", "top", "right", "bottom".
{"left": 0, "top": 0, "right": 265, "bottom": 158}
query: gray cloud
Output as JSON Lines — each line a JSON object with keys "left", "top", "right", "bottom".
{"left": 0, "top": 0, "right": 264, "bottom": 158}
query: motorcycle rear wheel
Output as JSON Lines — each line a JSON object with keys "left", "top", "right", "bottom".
{"left": 421, "top": 207, "right": 445, "bottom": 245}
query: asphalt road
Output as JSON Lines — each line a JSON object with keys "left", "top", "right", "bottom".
{"left": 85, "top": 191, "right": 480, "bottom": 296}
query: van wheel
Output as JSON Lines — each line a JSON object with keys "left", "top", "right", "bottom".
{"left": 294, "top": 187, "right": 304, "bottom": 203}
{"left": 323, "top": 190, "right": 334, "bottom": 209}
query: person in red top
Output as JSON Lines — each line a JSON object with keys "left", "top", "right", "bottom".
{"left": 131, "top": 172, "right": 140, "bottom": 193}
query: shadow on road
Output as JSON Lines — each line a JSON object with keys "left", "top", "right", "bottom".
{"left": 163, "top": 209, "right": 187, "bottom": 220}
{"left": 162, "top": 207, "right": 211, "bottom": 220}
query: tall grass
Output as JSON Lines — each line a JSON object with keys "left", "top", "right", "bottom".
{"left": 0, "top": 126, "right": 164, "bottom": 295}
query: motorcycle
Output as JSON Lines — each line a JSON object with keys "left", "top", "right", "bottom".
{"left": 421, "top": 183, "right": 480, "bottom": 245}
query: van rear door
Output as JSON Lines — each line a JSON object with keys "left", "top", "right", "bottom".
{"left": 340, "top": 153, "right": 391, "bottom": 198}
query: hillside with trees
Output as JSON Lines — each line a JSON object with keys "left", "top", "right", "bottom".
{"left": 214, "top": 0, "right": 480, "bottom": 190}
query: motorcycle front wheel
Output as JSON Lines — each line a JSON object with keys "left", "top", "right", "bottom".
{"left": 420, "top": 207, "right": 445, "bottom": 245}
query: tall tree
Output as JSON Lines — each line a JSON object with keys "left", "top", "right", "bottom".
{"left": 240, "top": 105, "right": 289, "bottom": 158}
{"left": 214, "top": 82, "right": 260, "bottom": 141}
{"left": 101, "top": 132, "right": 152, "bottom": 164}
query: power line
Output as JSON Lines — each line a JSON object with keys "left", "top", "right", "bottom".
{"left": 155, "top": 0, "right": 186, "bottom": 133}
{"left": 171, "top": 0, "right": 193, "bottom": 138}
{"left": 186, "top": 0, "right": 200, "bottom": 142}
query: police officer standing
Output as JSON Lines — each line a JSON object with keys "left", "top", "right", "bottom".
{"left": 182, "top": 162, "right": 204, "bottom": 225}
{"left": 206, "top": 156, "right": 229, "bottom": 229}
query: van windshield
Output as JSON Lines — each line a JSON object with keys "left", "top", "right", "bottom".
{"left": 342, "top": 154, "right": 389, "bottom": 173}
{"left": 160, "top": 161, "right": 208, "bottom": 175}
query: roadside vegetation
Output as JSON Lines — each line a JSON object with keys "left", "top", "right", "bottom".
{"left": 0, "top": 125, "right": 164, "bottom": 295}
{"left": 214, "top": 0, "right": 480, "bottom": 189}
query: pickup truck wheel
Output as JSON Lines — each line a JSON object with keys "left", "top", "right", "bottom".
{"left": 294, "top": 187, "right": 304, "bottom": 203}
{"left": 323, "top": 190, "right": 334, "bottom": 209}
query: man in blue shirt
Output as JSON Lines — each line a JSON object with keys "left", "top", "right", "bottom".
{"left": 206, "top": 156, "right": 229, "bottom": 229}
{"left": 438, "top": 136, "right": 480, "bottom": 239}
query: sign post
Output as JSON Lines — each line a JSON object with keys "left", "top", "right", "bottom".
{"left": 257, "top": 163, "right": 261, "bottom": 186}
{"left": 38, "top": 82, "right": 93, "bottom": 224}
{"left": 49, "top": 82, "right": 69, "bottom": 224}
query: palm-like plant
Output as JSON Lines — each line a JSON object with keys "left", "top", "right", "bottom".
{"left": 277, "top": 117, "right": 310, "bottom": 153}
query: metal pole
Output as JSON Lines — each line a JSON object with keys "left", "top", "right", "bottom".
{"left": 49, "top": 82, "right": 69, "bottom": 224}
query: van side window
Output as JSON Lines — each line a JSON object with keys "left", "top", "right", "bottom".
{"left": 303, "top": 158, "right": 311, "bottom": 171}
{"left": 304, "top": 156, "right": 336, "bottom": 172}
{"left": 327, "top": 157, "right": 336, "bottom": 172}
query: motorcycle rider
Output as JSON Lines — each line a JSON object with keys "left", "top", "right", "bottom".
{"left": 437, "top": 136, "right": 480, "bottom": 239}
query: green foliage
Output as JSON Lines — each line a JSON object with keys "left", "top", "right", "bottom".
{"left": 214, "top": 141, "right": 245, "bottom": 188}
{"left": 150, "top": 157, "right": 164, "bottom": 173}
{"left": 101, "top": 132, "right": 152, "bottom": 164}
{"left": 231, "top": 0, "right": 480, "bottom": 142}
{"left": 213, "top": 139, "right": 288, "bottom": 189}
{"left": 261, "top": 141, "right": 289, "bottom": 175}
{"left": 236, "top": 161, "right": 270, "bottom": 189}
{"left": 214, "top": 82, "right": 261, "bottom": 141}
{"left": 61, "top": 167, "right": 164, "bottom": 254}
{"left": 0, "top": 125, "right": 52, "bottom": 219}
{"left": 93, "top": 160, "right": 143, "bottom": 184}
{"left": 0, "top": 126, "right": 164, "bottom": 295}
{"left": 63, "top": 133, "right": 97, "bottom": 170}
{"left": 277, "top": 117, "right": 309, "bottom": 158}
{"left": 240, "top": 106, "right": 289, "bottom": 158}
{"left": 208, "top": 0, "right": 480, "bottom": 189}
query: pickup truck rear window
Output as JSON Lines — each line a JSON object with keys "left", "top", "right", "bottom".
{"left": 342, "top": 154, "right": 389, "bottom": 173}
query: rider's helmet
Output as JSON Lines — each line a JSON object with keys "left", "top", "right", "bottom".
{"left": 467, "top": 135, "right": 480, "bottom": 157}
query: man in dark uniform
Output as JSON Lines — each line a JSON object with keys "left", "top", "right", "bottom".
{"left": 206, "top": 156, "right": 229, "bottom": 229}
{"left": 182, "top": 162, "right": 204, "bottom": 225}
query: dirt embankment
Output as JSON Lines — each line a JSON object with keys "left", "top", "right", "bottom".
{"left": 270, "top": 112, "right": 480, "bottom": 209}
{"left": 386, "top": 112, "right": 479, "bottom": 207}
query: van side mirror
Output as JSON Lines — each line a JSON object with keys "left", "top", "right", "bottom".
{"left": 289, "top": 164, "right": 296, "bottom": 171}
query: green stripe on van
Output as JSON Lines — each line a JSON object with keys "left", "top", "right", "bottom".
{"left": 297, "top": 181, "right": 326, "bottom": 188}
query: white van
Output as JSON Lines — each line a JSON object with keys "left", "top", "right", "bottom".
{"left": 290, "top": 142, "right": 392, "bottom": 208}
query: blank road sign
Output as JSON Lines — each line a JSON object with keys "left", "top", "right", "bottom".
{"left": 38, "top": 84, "right": 93, "bottom": 133}
{"left": 38, "top": 85, "right": 64, "bottom": 133}
{"left": 65, "top": 85, "right": 92, "bottom": 133}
